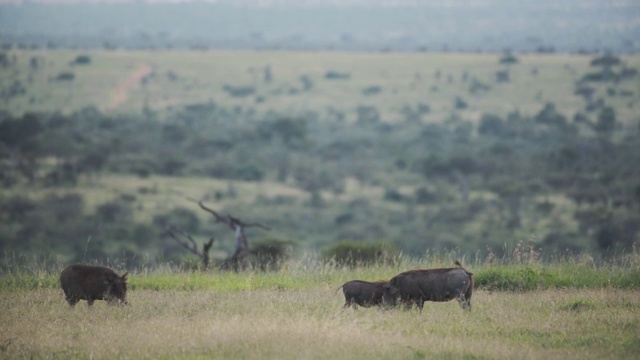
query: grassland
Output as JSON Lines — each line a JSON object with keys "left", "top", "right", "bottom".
{"left": 2, "top": 287, "right": 639, "bottom": 360}
{"left": 1, "top": 254, "right": 640, "bottom": 359}
{"left": 2, "top": 49, "right": 640, "bottom": 358}
{"left": 3, "top": 50, "right": 639, "bottom": 124}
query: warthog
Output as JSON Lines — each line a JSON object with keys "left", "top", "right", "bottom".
{"left": 383, "top": 261, "right": 473, "bottom": 312}
{"left": 336, "top": 280, "right": 387, "bottom": 309}
{"left": 60, "top": 264, "right": 129, "bottom": 307}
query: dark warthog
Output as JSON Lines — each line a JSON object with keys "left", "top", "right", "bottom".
{"left": 60, "top": 264, "right": 129, "bottom": 307}
{"left": 383, "top": 261, "right": 473, "bottom": 312}
{"left": 336, "top": 280, "right": 387, "bottom": 309}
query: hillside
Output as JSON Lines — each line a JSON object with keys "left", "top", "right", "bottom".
{"left": 2, "top": 50, "right": 639, "bottom": 122}
{"left": 1, "top": 50, "right": 639, "bottom": 267}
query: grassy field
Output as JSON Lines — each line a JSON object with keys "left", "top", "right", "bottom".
{"left": 2, "top": 50, "right": 639, "bottom": 124}
{"left": 2, "top": 49, "right": 640, "bottom": 358}
{"left": 1, "top": 255, "right": 640, "bottom": 359}
{"left": 2, "top": 287, "right": 639, "bottom": 360}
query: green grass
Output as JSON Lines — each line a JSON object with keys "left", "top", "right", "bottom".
{"left": 2, "top": 252, "right": 639, "bottom": 293}
{"left": 476, "top": 264, "right": 640, "bottom": 291}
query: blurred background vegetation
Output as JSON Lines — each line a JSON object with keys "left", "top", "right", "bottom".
{"left": 1, "top": 1, "right": 639, "bottom": 269}
{"left": 2, "top": 49, "right": 639, "bottom": 269}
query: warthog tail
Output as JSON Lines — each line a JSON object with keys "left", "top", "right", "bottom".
{"left": 455, "top": 260, "right": 474, "bottom": 275}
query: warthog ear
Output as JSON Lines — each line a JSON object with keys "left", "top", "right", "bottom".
{"left": 121, "top": 272, "right": 129, "bottom": 282}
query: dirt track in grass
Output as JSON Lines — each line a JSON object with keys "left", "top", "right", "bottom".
{"left": 105, "top": 62, "right": 152, "bottom": 110}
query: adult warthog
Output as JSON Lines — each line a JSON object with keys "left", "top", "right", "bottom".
{"left": 60, "top": 264, "right": 129, "bottom": 307}
{"left": 336, "top": 280, "right": 387, "bottom": 309}
{"left": 383, "top": 261, "right": 473, "bottom": 312}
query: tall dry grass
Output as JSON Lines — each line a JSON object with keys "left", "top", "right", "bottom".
{"left": 1, "top": 285, "right": 639, "bottom": 359}
{"left": 1, "top": 251, "right": 639, "bottom": 358}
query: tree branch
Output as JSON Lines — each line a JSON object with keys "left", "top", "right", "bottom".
{"left": 165, "top": 226, "right": 214, "bottom": 269}
{"left": 192, "top": 200, "right": 271, "bottom": 272}
{"left": 198, "top": 201, "right": 271, "bottom": 230}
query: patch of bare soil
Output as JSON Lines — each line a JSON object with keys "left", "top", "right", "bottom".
{"left": 105, "top": 63, "right": 152, "bottom": 111}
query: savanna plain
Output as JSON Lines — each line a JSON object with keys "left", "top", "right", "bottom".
{"left": 2, "top": 49, "right": 640, "bottom": 359}
{"left": 2, "top": 257, "right": 640, "bottom": 360}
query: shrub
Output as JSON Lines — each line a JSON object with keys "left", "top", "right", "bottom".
{"left": 362, "top": 85, "right": 382, "bottom": 95}
{"left": 499, "top": 51, "right": 518, "bottom": 64}
{"left": 235, "top": 164, "right": 266, "bottom": 181}
{"left": 383, "top": 188, "right": 407, "bottom": 203}
{"left": 475, "top": 266, "right": 555, "bottom": 291}
{"left": 223, "top": 84, "right": 255, "bottom": 98}
{"left": 299, "top": 75, "right": 314, "bottom": 91}
{"left": 496, "top": 70, "right": 510, "bottom": 83}
{"left": 54, "top": 72, "right": 75, "bottom": 81}
{"left": 356, "top": 105, "right": 380, "bottom": 124}
{"left": 250, "top": 238, "right": 296, "bottom": 271}
{"left": 206, "top": 162, "right": 265, "bottom": 181}
{"left": 454, "top": 96, "right": 468, "bottom": 110}
{"left": 96, "top": 201, "right": 132, "bottom": 223}
{"left": 322, "top": 240, "right": 396, "bottom": 267}
{"left": 469, "top": 78, "right": 491, "bottom": 95}
{"left": 325, "top": 71, "right": 350, "bottom": 80}
{"left": 590, "top": 54, "right": 621, "bottom": 68}
{"left": 478, "top": 114, "right": 505, "bottom": 136}
{"left": 161, "top": 158, "right": 187, "bottom": 176}
{"left": 71, "top": 55, "right": 91, "bottom": 65}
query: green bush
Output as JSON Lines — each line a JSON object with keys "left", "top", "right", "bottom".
{"left": 474, "top": 264, "right": 640, "bottom": 291}
{"left": 72, "top": 55, "right": 91, "bottom": 65}
{"left": 222, "top": 84, "right": 255, "bottom": 98}
{"left": 362, "top": 85, "right": 382, "bottom": 95}
{"left": 249, "top": 238, "right": 296, "bottom": 271}
{"left": 499, "top": 51, "right": 518, "bottom": 64}
{"left": 322, "top": 240, "right": 396, "bottom": 267}
{"left": 54, "top": 72, "right": 75, "bottom": 81}
{"left": 324, "top": 71, "right": 350, "bottom": 80}
{"left": 476, "top": 266, "right": 555, "bottom": 291}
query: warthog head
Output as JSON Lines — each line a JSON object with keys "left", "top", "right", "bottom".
{"left": 106, "top": 272, "right": 129, "bottom": 305}
{"left": 382, "top": 283, "right": 400, "bottom": 307}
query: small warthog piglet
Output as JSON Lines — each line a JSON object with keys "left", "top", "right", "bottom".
{"left": 336, "top": 280, "right": 387, "bottom": 309}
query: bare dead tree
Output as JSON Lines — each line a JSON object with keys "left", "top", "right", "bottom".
{"left": 197, "top": 200, "right": 270, "bottom": 272}
{"left": 165, "top": 226, "right": 214, "bottom": 269}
